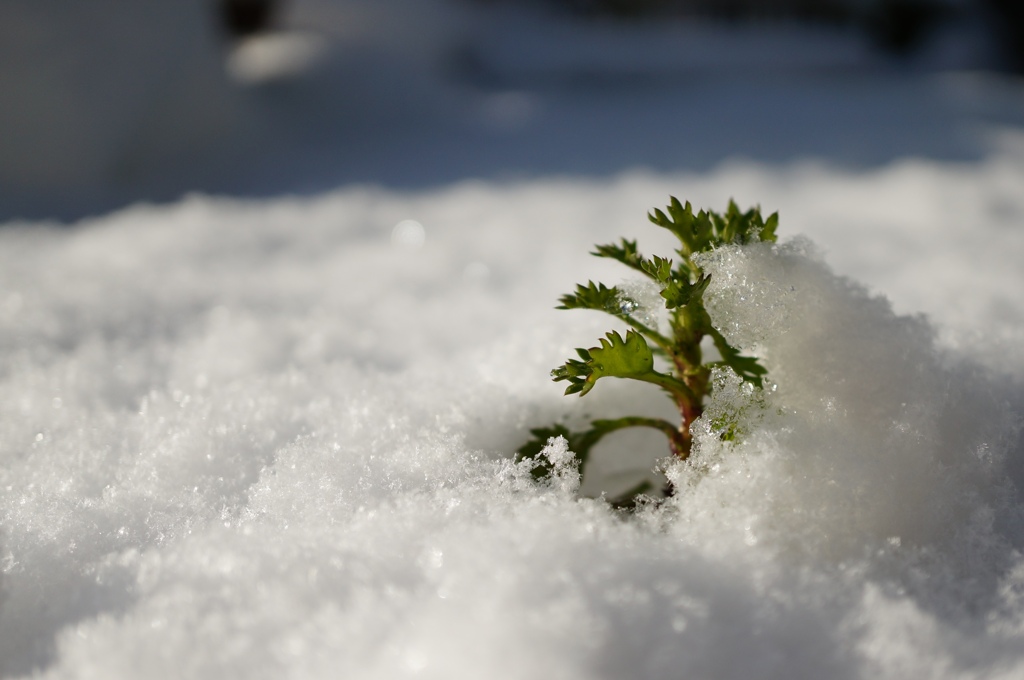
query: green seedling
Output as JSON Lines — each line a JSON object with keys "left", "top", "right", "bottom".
{"left": 518, "top": 198, "right": 777, "bottom": 506}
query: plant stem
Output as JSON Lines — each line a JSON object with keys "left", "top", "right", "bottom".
{"left": 635, "top": 370, "right": 695, "bottom": 404}
{"left": 592, "top": 416, "right": 687, "bottom": 459}
{"left": 623, "top": 316, "right": 673, "bottom": 354}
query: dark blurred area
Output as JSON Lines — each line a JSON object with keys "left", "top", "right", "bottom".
{"left": 492, "top": 0, "right": 1022, "bottom": 64}
{"left": 218, "top": 0, "right": 281, "bottom": 38}
{"left": 986, "top": 0, "right": 1024, "bottom": 72}
{"left": 1, "top": 0, "right": 1022, "bottom": 223}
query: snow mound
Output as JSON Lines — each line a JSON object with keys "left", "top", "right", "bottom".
{"left": 2, "top": 162, "right": 1024, "bottom": 679}
{"left": 685, "top": 240, "right": 1020, "bottom": 576}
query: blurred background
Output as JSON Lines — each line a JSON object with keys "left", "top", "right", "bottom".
{"left": 1, "top": 0, "right": 1022, "bottom": 222}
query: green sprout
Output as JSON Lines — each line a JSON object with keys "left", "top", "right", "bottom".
{"left": 518, "top": 198, "right": 777, "bottom": 506}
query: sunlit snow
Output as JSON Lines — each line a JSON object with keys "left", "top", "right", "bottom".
{"left": 4, "top": 156, "right": 1024, "bottom": 678}
{"left": 3, "top": 1, "right": 1024, "bottom": 679}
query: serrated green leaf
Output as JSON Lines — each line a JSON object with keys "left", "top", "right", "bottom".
{"left": 592, "top": 239, "right": 646, "bottom": 274}
{"left": 668, "top": 196, "right": 688, "bottom": 221}
{"left": 583, "top": 329, "right": 654, "bottom": 395}
{"left": 649, "top": 197, "right": 733, "bottom": 256}
{"left": 659, "top": 273, "right": 710, "bottom": 309}
{"left": 557, "top": 281, "right": 620, "bottom": 314}
{"left": 722, "top": 199, "right": 741, "bottom": 242}
{"left": 762, "top": 212, "right": 779, "bottom": 242}
{"left": 649, "top": 197, "right": 778, "bottom": 255}
{"left": 659, "top": 280, "right": 689, "bottom": 309}
{"left": 697, "top": 211, "right": 715, "bottom": 249}
{"left": 648, "top": 207, "right": 670, "bottom": 227}
{"left": 553, "top": 329, "right": 655, "bottom": 397}
{"left": 709, "top": 329, "right": 768, "bottom": 387}
{"left": 649, "top": 197, "right": 696, "bottom": 252}
{"left": 641, "top": 255, "right": 673, "bottom": 282}
{"left": 692, "top": 272, "right": 711, "bottom": 298}
{"left": 551, "top": 355, "right": 592, "bottom": 395}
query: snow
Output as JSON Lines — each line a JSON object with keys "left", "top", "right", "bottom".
{"left": 3, "top": 1, "right": 1024, "bottom": 678}
{"left": 4, "top": 157, "right": 1024, "bottom": 678}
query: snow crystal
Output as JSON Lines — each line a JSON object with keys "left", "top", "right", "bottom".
{"left": 2, "top": 0, "right": 1024, "bottom": 674}
{"left": 2, "top": 127, "right": 1024, "bottom": 680}
{"left": 682, "top": 240, "right": 1020, "bottom": 582}
{"left": 537, "top": 435, "right": 581, "bottom": 496}
{"left": 615, "top": 277, "right": 669, "bottom": 335}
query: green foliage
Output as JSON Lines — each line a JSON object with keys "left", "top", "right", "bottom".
{"left": 647, "top": 197, "right": 776, "bottom": 255}
{"left": 557, "top": 281, "right": 622, "bottom": 315}
{"left": 709, "top": 329, "right": 768, "bottom": 388}
{"left": 591, "top": 239, "right": 645, "bottom": 273}
{"left": 551, "top": 329, "right": 654, "bottom": 397}
{"left": 518, "top": 197, "right": 778, "bottom": 503}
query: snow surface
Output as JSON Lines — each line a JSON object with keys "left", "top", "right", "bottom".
{"left": 3, "top": 150, "right": 1024, "bottom": 678}
{"left": 4, "top": 1, "right": 1024, "bottom": 678}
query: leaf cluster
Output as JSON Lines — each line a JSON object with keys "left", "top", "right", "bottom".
{"left": 647, "top": 196, "right": 778, "bottom": 256}
{"left": 519, "top": 197, "right": 778, "bottom": 503}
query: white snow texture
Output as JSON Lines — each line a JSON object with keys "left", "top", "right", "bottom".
{"left": 3, "top": 155, "right": 1024, "bottom": 678}
{"left": 3, "top": 1, "right": 1024, "bottom": 678}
